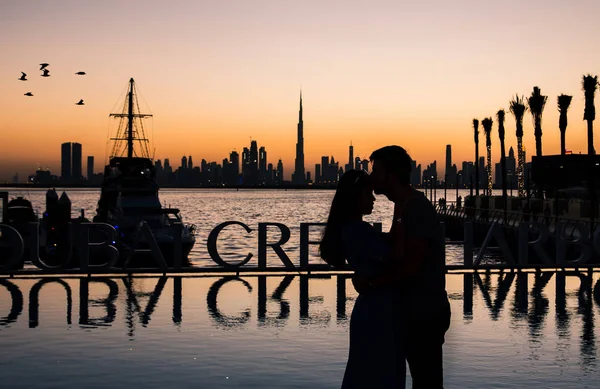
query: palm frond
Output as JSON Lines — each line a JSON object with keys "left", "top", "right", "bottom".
{"left": 557, "top": 94, "right": 573, "bottom": 112}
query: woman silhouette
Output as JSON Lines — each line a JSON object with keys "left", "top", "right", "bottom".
{"left": 320, "top": 169, "right": 405, "bottom": 388}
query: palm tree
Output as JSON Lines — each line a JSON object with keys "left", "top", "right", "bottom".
{"left": 481, "top": 117, "right": 494, "bottom": 196}
{"left": 509, "top": 95, "right": 528, "bottom": 197}
{"left": 557, "top": 94, "right": 573, "bottom": 155}
{"left": 582, "top": 74, "right": 598, "bottom": 155}
{"left": 473, "top": 119, "right": 480, "bottom": 196}
{"left": 527, "top": 86, "right": 548, "bottom": 158}
{"left": 497, "top": 109, "right": 508, "bottom": 206}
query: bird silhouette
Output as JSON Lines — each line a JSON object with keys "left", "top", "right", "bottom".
{"left": 41, "top": 69, "right": 50, "bottom": 77}
{"left": 75, "top": 71, "right": 86, "bottom": 75}
{"left": 39, "top": 63, "right": 49, "bottom": 70}
{"left": 24, "top": 92, "right": 33, "bottom": 96}
{"left": 76, "top": 99, "right": 85, "bottom": 105}
{"left": 18, "top": 72, "right": 27, "bottom": 81}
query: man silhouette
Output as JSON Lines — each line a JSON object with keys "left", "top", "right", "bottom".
{"left": 354, "top": 145, "right": 451, "bottom": 388}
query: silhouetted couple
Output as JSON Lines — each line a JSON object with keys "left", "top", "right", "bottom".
{"left": 320, "top": 146, "right": 451, "bottom": 388}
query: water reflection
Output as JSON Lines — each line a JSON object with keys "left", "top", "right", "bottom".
{"left": 207, "top": 276, "right": 252, "bottom": 329}
{"left": 1, "top": 272, "right": 599, "bottom": 356}
{"left": 28, "top": 278, "right": 72, "bottom": 328}
{"left": 257, "top": 275, "right": 293, "bottom": 327}
{"left": 79, "top": 278, "right": 118, "bottom": 327}
{"left": 0, "top": 279, "right": 22, "bottom": 326}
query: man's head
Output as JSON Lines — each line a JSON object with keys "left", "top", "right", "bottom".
{"left": 369, "top": 145, "right": 412, "bottom": 197}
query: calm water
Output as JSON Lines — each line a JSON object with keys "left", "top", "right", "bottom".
{"left": 1, "top": 272, "right": 599, "bottom": 388}
{"left": 2, "top": 187, "right": 472, "bottom": 267}
{"left": 1, "top": 189, "right": 599, "bottom": 388}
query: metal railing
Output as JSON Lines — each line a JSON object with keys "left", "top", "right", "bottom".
{"left": 434, "top": 204, "right": 597, "bottom": 238}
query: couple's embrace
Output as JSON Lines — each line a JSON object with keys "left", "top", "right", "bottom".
{"left": 320, "top": 146, "right": 451, "bottom": 389}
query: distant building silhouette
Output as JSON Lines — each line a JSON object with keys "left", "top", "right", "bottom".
{"left": 292, "top": 92, "right": 306, "bottom": 184}
{"left": 321, "top": 156, "right": 339, "bottom": 184}
{"left": 345, "top": 142, "right": 354, "bottom": 172}
{"left": 29, "top": 168, "right": 57, "bottom": 185}
{"left": 230, "top": 151, "right": 240, "bottom": 179}
{"left": 276, "top": 159, "right": 284, "bottom": 185}
{"left": 87, "top": 156, "right": 94, "bottom": 181}
{"left": 259, "top": 146, "right": 267, "bottom": 184}
{"left": 422, "top": 161, "right": 437, "bottom": 187}
{"left": 360, "top": 159, "right": 369, "bottom": 173}
{"left": 445, "top": 145, "right": 457, "bottom": 187}
{"left": 60, "top": 142, "right": 82, "bottom": 183}
{"left": 315, "top": 163, "right": 321, "bottom": 183}
{"left": 410, "top": 159, "right": 421, "bottom": 186}
{"left": 267, "top": 163, "right": 274, "bottom": 184}
{"left": 61, "top": 143, "right": 71, "bottom": 182}
{"left": 460, "top": 161, "right": 474, "bottom": 188}
{"left": 494, "top": 146, "right": 517, "bottom": 189}
{"left": 72, "top": 142, "right": 82, "bottom": 182}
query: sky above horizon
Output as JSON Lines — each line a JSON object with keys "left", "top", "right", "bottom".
{"left": 1, "top": 0, "right": 600, "bottom": 181}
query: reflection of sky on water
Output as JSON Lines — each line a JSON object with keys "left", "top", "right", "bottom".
{"left": 0, "top": 272, "right": 598, "bottom": 388}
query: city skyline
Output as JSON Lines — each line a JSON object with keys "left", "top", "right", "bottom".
{"left": 2, "top": 1, "right": 600, "bottom": 181}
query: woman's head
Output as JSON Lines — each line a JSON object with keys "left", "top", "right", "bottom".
{"left": 334, "top": 169, "right": 375, "bottom": 216}
{"left": 319, "top": 170, "right": 375, "bottom": 268}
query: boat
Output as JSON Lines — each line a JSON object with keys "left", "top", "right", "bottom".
{"left": 92, "top": 78, "right": 196, "bottom": 267}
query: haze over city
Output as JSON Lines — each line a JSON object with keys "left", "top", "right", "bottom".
{"left": 2, "top": 0, "right": 600, "bottom": 182}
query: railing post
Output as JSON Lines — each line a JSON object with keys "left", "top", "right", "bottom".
{"left": 464, "top": 222, "right": 473, "bottom": 267}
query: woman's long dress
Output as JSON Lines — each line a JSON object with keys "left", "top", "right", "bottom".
{"left": 340, "top": 221, "right": 405, "bottom": 389}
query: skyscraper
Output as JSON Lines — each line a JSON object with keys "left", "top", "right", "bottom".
{"left": 267, "top": 163, "right": 274, "bottom": 184}
{"left": 445, "top": 144, "right": 457, "bottom": 187}
{"left": 276, "top": 159, "right": 284, "bottom": 185}
{"left": 247, "top": 140, "right": 259, "bottom": 185}
{"left": 72, "top": 142, "right": 82, "bottom": 182}
{"left": 181, "top": 156, "right": 188, "bottom": 169}
{"left": 61, "top": 143, "right": 71, "bottom": 182}
{"left": 259, "top": 146, "right": 267, "bottom": 183}
{"left": 507, "top": 147, "right": 517, "bottom": 189}
{"left": 242, "top": 147, "right": 250, "bottom": 183}
{"left": 349, "top": 142, "right": 354, "bottom": 170}
{"left": 230, "top": 151, "right": 240, "bottom": 180}
{"left": 87, "top": 156, "right": 94, "bottom": 181}
{"left": 292, "top": 91, "right": 306, "bottom": 184}
{"left": 315, "top": 164, "right": 321, "bottom": 184}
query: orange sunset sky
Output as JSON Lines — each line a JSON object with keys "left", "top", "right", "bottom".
{"left": 1, "top": 0, "right": 599, "bottom": 182}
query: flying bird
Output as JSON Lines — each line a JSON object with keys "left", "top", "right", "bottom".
{"left": 40, "top": 63, "right": 49, "bottom": 70}
{"left": 41, "top": 69, "right": 50, "bottom": 77}
{"left": 24, "top": 92, "right": 33, "bottom": 96}
{"left": 75, "top": 71, "right": 86, "bottom": 75}
{"left": 18, "top": 72, "right": 27, "bottom": 81}
{"left": 76, "top": 99, "right": 85, "bottom": 105}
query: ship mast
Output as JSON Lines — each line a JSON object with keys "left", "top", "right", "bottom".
{"left": 127, "top": 78, "right": 134, "bottom": 158}
{"left": 109, "top": 78, "right": 153, "bottom": 159}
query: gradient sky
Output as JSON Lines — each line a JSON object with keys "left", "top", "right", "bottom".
{"left": 1, "top": 0, "right": 600, "bottom": 181}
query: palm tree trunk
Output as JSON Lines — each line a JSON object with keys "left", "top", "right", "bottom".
{"left": 588, "top": 120, "right": 595, "bottom": 155}
{"left": 517, "top": 137, "right": 525, "bottom": 197}
{"left": 486, "top": 149, "right": 492, "bottom": 196}
{"left": 475, "top": 146, "right": 479, "bottom": 197}
{"left": 560, "top": 130, "right": 566, "bottom": 155}
{"left": 535, "top": 117, "right": 543, "bottom": 157}
{"left": 500, "top": 140, "right": 507, "bottom": 202}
